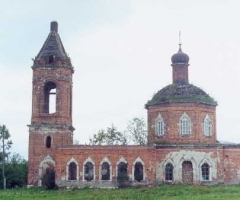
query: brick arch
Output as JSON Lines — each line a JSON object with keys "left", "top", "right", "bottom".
{"left": 199, "top": 158, "right": 213, "bottom": 182}
{"left": 83, "top": 157, "right": 95, "bottom": 181}
{"left": 116, "top": 157, "right": 128, "bottom": 178}
{"left": 132, "top": 157, "right": 145, "bottom": 181}
{"left": 38, "top": 155, "right": 55, "bottom": 186}
{"left": 100, "top": 157, "right": 112, "bottom": 181}
{"left": 162, "top": 159, "right": 175, "bottom": 182}
{"left": 66, "top": 157, "right": 79, "bottom": 180}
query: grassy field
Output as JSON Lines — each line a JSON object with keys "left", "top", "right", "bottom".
{"left": 0, "top": 185, "right": 240, "bottom": 200}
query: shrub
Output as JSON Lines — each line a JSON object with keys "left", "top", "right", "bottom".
{"left": 41, "top": 169, "right": 57, "bottom": 190}
{"left": 117, "top": 172, "right": 131, "bottom": 188}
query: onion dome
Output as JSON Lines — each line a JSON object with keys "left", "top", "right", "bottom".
{"left": 146, "top": 83, "right": 217, "bottom": 108}
{"left": 171, "top": 46, "right": 189, "bottom": 64}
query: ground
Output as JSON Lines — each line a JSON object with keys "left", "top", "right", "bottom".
{"left": 1, "top": 185, "right": 240, "bottom": 200}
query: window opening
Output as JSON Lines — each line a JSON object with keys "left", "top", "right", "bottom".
{"left": 101, "top": 162, "right": 110, "bottom": 180}
{"left": 165, "top": 163, "right": 173, "bottom": 181}
{"left": 181, "top": 118, "right": 189, "bottom": 135}
{"left": 84, "top": 162, "right": 94, "bottom": 181}
{"left": 180, "top": 113, "right": 191, "bottom": 136}
{"left": 68, "top": 162, "right": 77, "bottom": 180}
{"left": 134, "top": 162, "right": 143, "bottom": 182}
{"left": 204, "top": 115, "right": 211, "bottom": 136}
{"left": 46, "top": 136, "right": 52, "bottom": 148}
{"left": 44, "top": 82, "right": 56, "bottom": 114}
{"left": 117, "top": 162, "right": 128, "bottom": 179}
{"left": 155, "top": 114, "right": 164, "bottom": 136}
{"left": 49, "top": 55, "right": 54, "bottom": 63}
{"left": 201, "top": 163, "right": 210, "bottom": 181}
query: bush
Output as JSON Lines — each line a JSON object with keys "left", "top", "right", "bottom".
{"left": 117, "top": 172, "right": 131, "bottom": 188}
{"left": 41, "top": 169, "right": 57, "bottom": 190}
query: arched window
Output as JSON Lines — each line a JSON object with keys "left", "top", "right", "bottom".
{"left": 43, "top": 82, "right": 56, "bottom": 114}
{"left": 201, "top": 163, "right": 210, "bottom": 181}
{"left": 179, "top": 113, "right": 191, "bottom": 136}
{"left": 117, "top": 162, "right": 128, "bottom": 178}
{"left": 155, "top": 114, "right": 165, "bottom": 136}
{"left": 204, "top": 115, "right": 211, "bottom": 137}
{"left": 134, "top": 162, "right": 143, "bottom": 182}
{"left": 46, "top": 136, "right": 52, "bottom": 148}
{"left": 84, "top": 162, "right": 94, "bottom": 181}
{"left": 101, "top": 162, "right": 110, "bottom": 180}
{"left": 68, "top": 162, "right": 77, "bottom": 180}
{"left": 165, "top": 163, "right": 173, "bottom": 181}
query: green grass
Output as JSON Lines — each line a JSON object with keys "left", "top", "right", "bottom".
{"left": 0, "top": 185, "right": 240, "bottom": 200}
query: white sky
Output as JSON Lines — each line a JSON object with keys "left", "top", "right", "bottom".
{"left": 1, "top": 0, "right": 240, "bottom": 159}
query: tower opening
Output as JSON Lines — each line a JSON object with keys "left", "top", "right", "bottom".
{"left": 44, "top": 82, "right": 57, "bottom": 114}
{"left": 49, "top": 55, "right": 54, "bottom": 64}
{"left": 46, "top": 136, "right": 52, "bottom": 148}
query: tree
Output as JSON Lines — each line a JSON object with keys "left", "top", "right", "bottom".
{"left": 0, "top": 153, "right": 27, "bottom": 188}
{"left": 90, "top": 124, "right": 128, "bottom": 145}
{"left": 0, "top": 125, "right": 12, "bottom": 159}
{"left": 0, "top": 125, "right": 13, "bottom": 189}
{"left": 126, "top": 118, "right": 147, "bottom": 145}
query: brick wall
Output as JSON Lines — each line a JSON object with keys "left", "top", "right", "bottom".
{"left": 147, "top": 103, "right": 216, "bottom": 144}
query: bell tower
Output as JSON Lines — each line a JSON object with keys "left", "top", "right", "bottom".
{"left": 28, "top": 21, "right": 74, "bottom": 186}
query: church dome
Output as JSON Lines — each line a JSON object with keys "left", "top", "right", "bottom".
{"left": 171, "top": 46, "right": 189, "bottom": 64}
{"left": 146, "top": 83, "right": 217, "bottom": 108}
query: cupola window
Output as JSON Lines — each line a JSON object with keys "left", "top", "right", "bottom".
{"left": 203, "top": 115, "right": 211, "bottom": 137}
{"left": 155, "top": 114, "right": 165, "bottom": 136}
{"left": 179, "top": 113, "right": 191, "bottom": 136}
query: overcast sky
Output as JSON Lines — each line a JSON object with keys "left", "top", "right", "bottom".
{"left": 1, "top": 0, "right": 240, "bottom": 159}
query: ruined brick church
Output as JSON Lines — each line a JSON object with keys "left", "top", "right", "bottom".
{"left": 27, "top": 21, "right": 240, "bottom": 187}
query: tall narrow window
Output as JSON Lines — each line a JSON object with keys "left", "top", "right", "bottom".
{"left": 179, "top": 113, "right": 191, "bottom": 136}
{"left": 101, "top": 162, "right": 110, "bottom": 180}
{"left": 68, "top": 162, "right": 77, "bottom": 180}
{"left": 201, "top": 163, "right": 210, "bottom": 181}
{"left": 49, "top": 88, "right": 56, "bottom": 113}
{"left": 43, "top": 82, "right": 57, "bottom": 114}
{"left": 117, "top": 162, "right": 128, "bottom": 178}
{"left": 84, "top": 162, "right": 94, "bottom": 181}
{"left": 155, "top": 114, "right": 165, "bottom": 136}
{"left": 204, "top": 115, "right": 211, "bottom": 137}
{"left": 46, "top": 136, "right": 52, "bottom": 148}
{"left": 134, "top": 162, "right": 143, "bottom": 182}
{"left": 165, "top": 163, "right": 173, "bottom": 181}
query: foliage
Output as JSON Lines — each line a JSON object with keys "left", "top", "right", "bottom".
{"left": 117, "top": 171, "right": 130, "bottom": 188}
{"left": 0, "top": 185, "right": 240, "bottom": 199}
{"left": 126, "top": 118, "right": 147, "bottom": 145}
{"left": 0, "top": 125, "right": 13, "bottom": 161}
{"left": 41, "top": 168, "right": 56, "bottom": 190}
{"left": 0, "top": 153, "right": 27, "bottom": 188}
{"left": 90, "top": 118, "right": 148, "bottom": 146}
{"left": 90, "top": 124, "right": 128, "bottom": 145}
